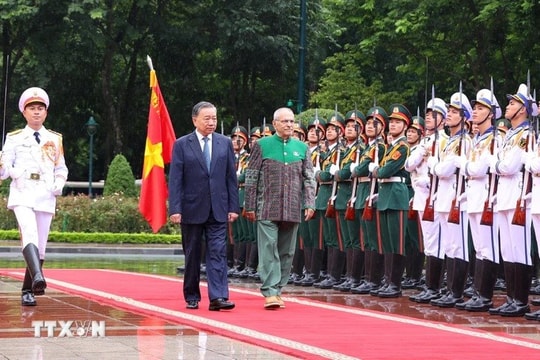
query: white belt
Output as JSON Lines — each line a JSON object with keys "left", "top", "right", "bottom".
{"left": 358, "top": 176, "right": 370, "bottom": 183}
{"left": 378, "top": 176, "right": 406, "bottom": 183}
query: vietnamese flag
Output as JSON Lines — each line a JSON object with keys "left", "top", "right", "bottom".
{"left": 139, "top": 57, "right": 176, "bottom": 233}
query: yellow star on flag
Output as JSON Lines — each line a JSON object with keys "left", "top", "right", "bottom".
{"left": 142, "top": 138, "right": 164, "bottom": 179}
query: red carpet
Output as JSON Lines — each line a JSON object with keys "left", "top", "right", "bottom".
{"left": 2, "top": 268, "right": 540, "bottom": 359}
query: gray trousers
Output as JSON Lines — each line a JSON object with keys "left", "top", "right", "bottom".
{"left": 257, "top": 220, "right": 299, "bottom": 297}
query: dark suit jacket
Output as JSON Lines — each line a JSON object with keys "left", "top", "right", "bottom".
{"left": 168, "top": 131, "right": 239, "bottom": 223}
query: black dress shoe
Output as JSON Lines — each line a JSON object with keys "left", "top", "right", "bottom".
{"left": 209, "top": 298, "right": 235, "bottom": 311}
{"left": 524, "top": 309, "right": 540, "bottom": 321}
{"left": 499, "top": 300, "right": 530, "bottom": 317}
{"left": 531, "top": 298, "right": 540, "bottom": 306}
{"left": 21, "top": 290, "right": 36, "bottom": 306}
{"left": 351, "top": 281, "right": 379, "bottom": 294}
{"left": 378, "top": 284, "right": 402, "bottom": 298}
{"left": 488, "top": 300, "right": 512, "bottom": 315}
{"left": 186, "top": 300, "right": 199, "bottom": 309}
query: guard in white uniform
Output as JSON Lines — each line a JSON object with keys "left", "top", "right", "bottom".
{"left": 0, "top": 87, "right": 68, "bottom": 306}
{"left": 407, "top": 98, "right": 449, "bottom": 303}
{"left": 428, "top": 91, "right": 473, "bottom": 308}
{"left": 488, "top": 84, "right": 536, "bottom": 317}
{"left": 455, "top": 88, "right": 502, "bottom": 312}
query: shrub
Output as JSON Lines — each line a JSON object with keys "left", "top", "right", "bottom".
{"left": 103, "top": 154, "right": 138, "bottom": 197}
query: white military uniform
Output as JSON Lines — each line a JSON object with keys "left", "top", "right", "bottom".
{"left": 0, "top": 125, "right": 68, "bottom": 258}
{"left": 405, "top": 130, "right": 448, "bottom": 258}
{"left": 462, "top": 127, "right": 501, "bottom": 263}
{"left": 431, "top": 130, "right": 471, "bottom": 261}
{"left": 494, "top": 121, "right": 531, "bottom": 265}
{"left": 525, "top": 134, "right": 540, "bottom": 254}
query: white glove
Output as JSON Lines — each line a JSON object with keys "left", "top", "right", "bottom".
{"left": 368, "top": 162, "right": 378, "bottom": 173}
{"left": 314, "top": 164, "right": 321, "bottom": 173}
{"left": 412, "top": 177, "right": 430, "bottom": 189}
{"left": 329, "top": 164, "right": 339, "bottom": 176}
{"left": 454, "top": 156, "right": 467, "bottom": 169}
{"left": 52, "top": 178, "right": 66, "bottom": 196}
{"left": 349, "top": 162, "right": 358, "bottom": 174}
{"left": 488, "top": 156, "right": 498, "bottom": 174}
{"left": 426, "top": 156, "right": 438, "bottom": 170}
{"left": 9, "top": 167, "right": 24, "bottom": 179}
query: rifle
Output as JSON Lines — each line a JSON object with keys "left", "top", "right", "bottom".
{"left": 480, "top": 77, "right": 498, "bottom": 225}
{"left": 345, "top": 106, "right": 361, "bottom": 220}
{"left": 314, "top": 109, "right": 321, "bottom": 195}
{"left": 512, "top": 72, "right": 534, "bottom": 226}
{"left": 325, "top": 105, "right": 340, "bottom": 218}
{"left": 362, "top": 112, "right": 381, "bottom": 221}
{"left": 408, "top": 106, "right": 421, "bottom": 220}
{"left": 423, "top": 85, "right": 438, "bottom": 221}
{"left": 448, "top": 81, "right": 466, "bottom": 224}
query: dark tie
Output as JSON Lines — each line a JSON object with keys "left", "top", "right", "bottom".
{"left": 34, "top": 132, "right": 40, "bottom": 144}
{"left": 203, "top": 137, "right": 211, "bottom": 171}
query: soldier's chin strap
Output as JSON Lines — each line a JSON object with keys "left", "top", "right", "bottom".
{"left": 507, "top": 104, "right": 525, "bottom": 123}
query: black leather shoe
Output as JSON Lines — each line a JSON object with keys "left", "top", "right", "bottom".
{"left": 531, "top": 298, "right": 540, "bottom": 306}
{"left": 499, "top": 300, "right": 530, "bottom": 317}
{"left": 186, "top": 300, "right": 199, "bottom": 310}
{"left": 461, "top": 296, "right": 492, "bottom": 312}
{"left": 21, "top": 290, "right": 36, "bottom": 306}
{"left": 524, "top": 309, "right": 540, "bottom": 321}
{"left": 351, "top": 281, "right": 379, "bottom": 294}
{"left": 378, "top": 284, "right": 402, "bottom": 298}
{"left": 209, "top": 298, "right": 235, "bottom": 311}
{"left": 488, "top": 300, "right": 512, "bottom": 315}
{"left": 411, "top": 289, "right": 441, "bottom": 303}
{"left": 432, "top": 294, "right": 464, "bottom": 308}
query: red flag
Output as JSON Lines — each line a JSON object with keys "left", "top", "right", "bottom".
{"left": 139, "top": 68, "right": 176, "bottom": 233}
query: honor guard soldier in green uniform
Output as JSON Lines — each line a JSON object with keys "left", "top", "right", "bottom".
{"left": 315, "top": 113, "right": 346, "bottom": 289}
{"left": 369, "top": 104, "right": 411, "bottom": 298}
{"left": 350, "top": 107, "right": 388, "bottom": 294}
{"left": 298, "top": 117, "right": 328, "bottom": 286}
{"left": 231, "top": 125, "right": 259, "bottom": 279}
{"left": 402, "top": 115, "right": 426, "bottom": 290}
{"left": 332, "top": 110, "right": 366, "bottom": 291}
{"left": 290, "top": 122, "right": 308, "bottom": 283}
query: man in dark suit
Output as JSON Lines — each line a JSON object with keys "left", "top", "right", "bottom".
{"left": 169, "top": 101, "right": 240, "bottom": 311}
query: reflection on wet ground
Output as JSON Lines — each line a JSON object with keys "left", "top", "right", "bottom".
{"left": 2, "top": 253, "right": 540, "bottom": 358}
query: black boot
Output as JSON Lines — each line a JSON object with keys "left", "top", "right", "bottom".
{"left": 302, "top": 248, "right": 323, "bottom": 286}
{"left": 457, "top": 258, "right": 483, "bottom": 310}
{"left": 21, "top": 267, "right": 36, "bottom": 306}
{"left": 464, "top": 259, "right": 498, "bottom": 312}
{"left": 371, "top": 253, "right": 392, "bottom": 296}
{"left": 500, "top": 263, "right": 532, "bottom": 317}
{"left": 378, "top": 254, "right": 405, "bottom": 298}
{"left": 431, "top": 257, "right": 455, "bottom": 306}
{"left": 335, "top": 248, "right": 355, "bottom": 291}
{"left": 351, "top": 249, "right": 372, "bottom": 294}
{"left": 349, "top": 248, "right": 365, "bottom": 288}
{"left": 22, "top": 244, "right": 46, "bottom": 295}
{"left": 490, "top": 262, "right": 515, "bottom": 315}
{"left": 434, "top": 257, "right": 468, "bottom": 308}
{"left": 411, "top": 256, "right": 444, "bottom": 303}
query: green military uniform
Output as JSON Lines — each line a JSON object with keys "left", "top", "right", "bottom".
{"left": 315, "top": 113, "right": 346, "bottom": 289}
{"left": 373, "top": 104, "right": 411, "bottom": 299}
{"left": 350, "top": 106, "right": 388, "bottom": 294}
{"left": 333, "top": 110, "right": 366, "bottom": 291}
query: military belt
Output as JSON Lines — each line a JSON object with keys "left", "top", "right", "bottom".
{"left": 378, "top": 176, "right": 406, "bottom": 183}
{"left": 358, "top": 176, "right": 370, "bottom": 183}
{"left": 28, "top": 173, "right": 41, "bottom": 180}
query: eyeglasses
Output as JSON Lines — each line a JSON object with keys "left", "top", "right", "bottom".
{"left": 276, "top": 119, "right": 295, "bottom": 124}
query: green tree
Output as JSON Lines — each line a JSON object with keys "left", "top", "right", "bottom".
{"left": 103, "top": 154, "right": 137, "bottom": 197}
